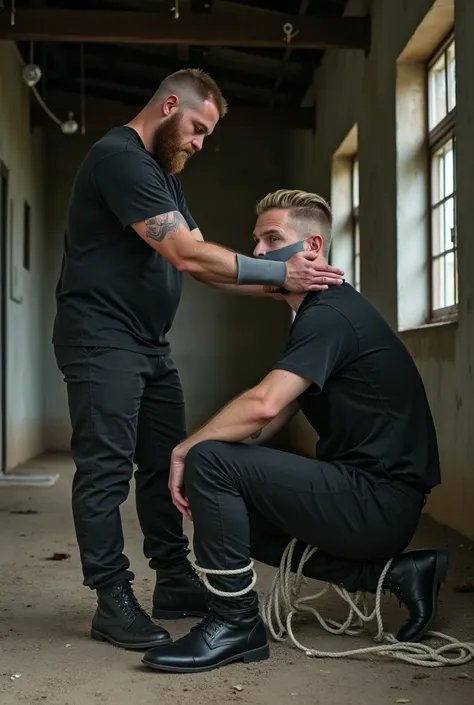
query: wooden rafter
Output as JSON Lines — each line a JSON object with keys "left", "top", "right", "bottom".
{"left": 0, "top": 9, "right": 371, "bottom": 50}
{"left": 57, "top": 43, "right": 305, "bottom": 94}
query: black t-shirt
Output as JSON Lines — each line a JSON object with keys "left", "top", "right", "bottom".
{"left": 52, "top": 126, "right": 197, "bottom": 354}
{"left": 274, "top": 284, "right": 441, "bottom": 492}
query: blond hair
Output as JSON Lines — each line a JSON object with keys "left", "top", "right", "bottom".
{"left": 256, "top": 189, "right": 332, "bottom": 256}
{"left": 154, "top": 68, "right": 228, "bottom": 118}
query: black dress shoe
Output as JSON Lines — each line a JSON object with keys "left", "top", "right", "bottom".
{"left": 91, "top": 581, "right": 172, "bottom": 650}
{"left": 383, "top": 549, "right": 448, "bottom": 642}
{"left": 142, "top": 608, "right": 269, "bottom": 673}
{"left": 152, "top": 562, "right": 210, "bottom": 620}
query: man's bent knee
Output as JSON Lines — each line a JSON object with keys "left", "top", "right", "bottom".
{"left": 184, "top": 440, "right": 231, "bottom": 486}
{"left": 186, "top": 440, "right": 227, "bottom": 463}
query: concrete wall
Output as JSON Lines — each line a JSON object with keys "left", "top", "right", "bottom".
{"left": 44, "top": 126, "right": 299, "bottom": 448}
{"left": 170, "top": 128, "right": 295, "bottom": 430}
{"left": 0, "top": 42, "right": 46, "bottom": 469}
{"left": 289, "top": 0, "right": 474, "bottom": 539}
{"left": 5, "top": 0, "right": 473, "bottom": 542}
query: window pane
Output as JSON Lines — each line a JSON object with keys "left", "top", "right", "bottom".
{"left": 352, "top": 156, "right": 360, "bottom": 292}
{"left": 428, "top": 52, "right": 447, "bottom": 129}
{"left": 431, "top": 139, "right": 454, "bottom": 206}
{"left": 431, "top": 146, "right": 444, "bottom": 205}
{"left": 431, "top": 204, "right": 444, "bottom": 256}
{"left": 444, "top": 251, "right": 456, "bottom": 308}
{"left": 447, "top": 40, "right": 456, "bottom": 111}
{"left": 432, "top": 250, "right": 458, "bottom": 312}
{"left": 444, "top": 196, "right": 455, "bottom": 252}
{"left": 432, "top": 256, "right": 445, "bottom": 311}
{"left": 352, "top": 158, "right": 359, "bottom": 209}
{"left": 354, "top": 219, "right": 360, "bottom": 291}
{"left": 354, "top": 220, "right": 360, "bottom": 257}
{"left": 444, "top": 141, "right": 454, "bottom": 197}
{"left": 455, "top": 252, "right": 459, "bottom": 304}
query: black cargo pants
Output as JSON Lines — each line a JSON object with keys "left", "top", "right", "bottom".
{"left": 55, "top": 345, "right": 189, "bottom": 590}
{"left": 184, "top": 440, "right": 426, "bottom": 611}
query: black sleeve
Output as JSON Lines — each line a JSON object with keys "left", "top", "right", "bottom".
{"left": 273, "top": 304, "right": 357, "bottom": 391}
{"left": 91, "top": 151, "right": 180, "bottom": 229}
{"left": 174, "top": 177, "right": 198, "bottom": 232}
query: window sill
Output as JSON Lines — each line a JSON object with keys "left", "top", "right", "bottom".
{"left": 399, "top": 314, "right": 458, "bottom": 334}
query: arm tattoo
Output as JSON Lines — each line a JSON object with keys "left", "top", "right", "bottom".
{"left": 144, "top": 211, "right": 187, "bottom": 243}
{"left": 250, "top": 428, "right": 263, "bottom": 440}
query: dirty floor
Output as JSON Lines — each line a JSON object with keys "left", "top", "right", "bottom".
{"left": 0, "top": 454, "right": 473, "bottom": 705}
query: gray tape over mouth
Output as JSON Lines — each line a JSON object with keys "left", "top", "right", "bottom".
{"left": 258, "top": 240, "right": 305, "bottom": 262}
{"left": 236, "top": 241, "right": 306, "bottom": 286}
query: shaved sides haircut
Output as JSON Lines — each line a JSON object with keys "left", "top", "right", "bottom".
{"left": 152, "top": 69, "right": 228, "bottom": 118}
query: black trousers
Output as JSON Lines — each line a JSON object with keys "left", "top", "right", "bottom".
{"left": 54, "top": 346, "right": 189, "bottom": 590}
{"left": 184, "top": 440, "right": 426, "bottom": 611}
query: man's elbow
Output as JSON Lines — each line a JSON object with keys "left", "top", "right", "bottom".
{"left": 251, "top": 399, "right": 279, "bottom": 425}
{"left": 173, "top": 256, "right": 193, "bottom": 274}
{"left": 247, "top": 381, "right": 287, "bottom": 423}
{"left": 173, "top": 252, "right": 202, "bottom": 275}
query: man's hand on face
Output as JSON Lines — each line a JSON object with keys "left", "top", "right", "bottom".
{"left": 283, "top": 251, "right": 344, "bottom": 293}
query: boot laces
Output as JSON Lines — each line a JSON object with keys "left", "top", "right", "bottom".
{"left": 192, "top": 612, "right": 225, "bottom": 637}
{"left": 187, "top": 564, "right": 206, "bottom": 591}
{"left": 112, "top": 582, "right": 149, "bottom": 620}
{"left": 383, "top": 570, "right": 406, "bottom": 603}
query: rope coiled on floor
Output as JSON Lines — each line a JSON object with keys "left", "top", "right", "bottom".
{"left": 194, "top": 539, "right": 474, "bottom": 667}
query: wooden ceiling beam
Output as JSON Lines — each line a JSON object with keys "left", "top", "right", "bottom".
{"left": 101, "top": 43, "right": 305, "bottom": 81}
{"left": 46, "top": 64, "right": 292, "bottom": 105}
{"left": 30, "top": 94, "right": 315, "bottom": 130}
{"left": 61, "top": 43, "right": 298, "bottom": 93}
{"left": 0, "top": 9, "right": 370, "bottom": 50}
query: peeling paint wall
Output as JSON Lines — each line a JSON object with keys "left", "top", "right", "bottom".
{"left": 289, "top": 0, "right": 474, "bottom": 539}
{"left": 0, "top": 42, "right": 46, "bottom": 469}
{"left": 3, "top": 0, "right": 473, "bottom": 541}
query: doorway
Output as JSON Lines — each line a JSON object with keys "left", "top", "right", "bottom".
{"left": 0, "top": 162, "right": 8, "bottom": 473}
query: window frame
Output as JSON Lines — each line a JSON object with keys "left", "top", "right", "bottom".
{"left": 426, "top": 31, "right": 457, "bottom": 322}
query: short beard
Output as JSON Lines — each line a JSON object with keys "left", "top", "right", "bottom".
{"left": 152, "top": 113, "right": 194, "bottom": 174}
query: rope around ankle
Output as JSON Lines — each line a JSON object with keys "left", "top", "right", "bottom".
{"left": 193, "top": 539, "right": 474, "bottom": 667}
{"left": 193, "top": 560, "right": 258, "bottom": 598}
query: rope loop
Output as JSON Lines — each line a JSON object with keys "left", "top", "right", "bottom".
{"left": 194, "top": 539, "right": 474, "bottom": 667}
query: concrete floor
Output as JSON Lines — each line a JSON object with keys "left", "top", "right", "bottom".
{"left": 0, "top": 454, "right": 473, "bottom": 705}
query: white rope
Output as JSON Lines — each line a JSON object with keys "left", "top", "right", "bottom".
{"left": 194, "top": 539, "right": 474, "bottom": 667}
{"left": 194, "top": 560, "right": 258, "bottom": 598}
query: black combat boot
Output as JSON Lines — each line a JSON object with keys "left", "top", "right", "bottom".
{"left": 152, "top": 562, "right": 210, "bottom": 620}
{"left": 91, "top": 581, "right": 172, "bottom": 650}
{"left": 142, "top": 604, "right": 269, "bottom": 673}
{"left": 383, "top": 549, "right": 448, "bottom": 642}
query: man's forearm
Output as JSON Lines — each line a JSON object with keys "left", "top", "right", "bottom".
{"left": 192, "top": 275, "right": 271, "bottom": 296}
{"left": 179, "top": 389, "right": 273, "bottom": 453}
{"left": 242, "top": 401, "right": 299, "bottom": 445}
{"left": 180, "top": 241, "right": 286, "bottom": 287}
{"left": 179, "top": 241, "right": 239, "bottom": 283}
{"left": 134, "top": 215, "right": 287, "bottom": 287}
{"left": 215, "top": 283, "right": 270, "bottom": 296}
